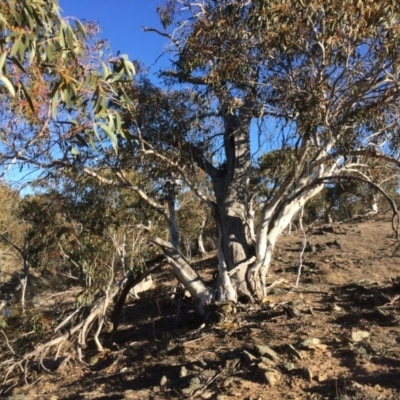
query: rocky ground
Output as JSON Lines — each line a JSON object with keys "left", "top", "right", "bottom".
{"left": 2, "top": 213, "right": 400, "bottom": 399}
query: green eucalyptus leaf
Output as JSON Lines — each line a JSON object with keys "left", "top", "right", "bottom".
{"left": 99, "top": 123, "right": 118, "bottom": 153}
{"left": 75, "top": 19, "right": 87, "bottom": 39}
{"left": 0, "top": 316, "right": 7, "bottom": 328}
{"left": 107, "top": 113, "right": 114, "bottom": 130}
{"left": 10, "top": 36, "right": 23, "bottom": 58}
{"left": 71, "top": 146, "right": 80, "bottom": 155}
{"left": 0, "top": 75, "right": 15, "bottom": 96}
{"left": 88, "top": 133, "right": 96, "bottom": 151}
{"left": 0, "top": 14, "right": 7, "bottom": 28}
{"left": 51, "top": 91, "right": 58, "bottom": 118}
{"left": 0, "top": 51, "right": 7, "bottom": 72}
{"left": 92, "top": 124, "right": 105, "bottom": 151}
{"left": 100, "top": 61, "right": 109, "bottom": 80}
{"left": 122, "top": 59, "right": 136, "bottom": 78}
{"left": 115, "top": 112, "right": 122, "bottom": 132}
{"left": 62, "top": 87, "right": 72, "bottom": 108}
{"left": 65, "top": 26, "right": 76, "bottom": 52}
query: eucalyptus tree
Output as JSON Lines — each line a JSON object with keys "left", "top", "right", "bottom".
{"left": 4, "top": 0, "right": 400, "bottom": 310}
{"left": 117, "top": 0, "right": 400, "bottom": 303}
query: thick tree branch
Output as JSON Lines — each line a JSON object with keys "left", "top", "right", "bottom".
{"left": 161, "top": 70, "right": 208, "bottom": 85}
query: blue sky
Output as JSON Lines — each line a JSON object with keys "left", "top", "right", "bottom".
{"left": 59, "top": 0, "right": 171, "bottom": 76}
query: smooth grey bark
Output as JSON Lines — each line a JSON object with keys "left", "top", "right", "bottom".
{"left": 197, "top": 217, "right": 207, "bottom": 257}
{"left": 211, "top": 106, "right": 255, "bottom": 299}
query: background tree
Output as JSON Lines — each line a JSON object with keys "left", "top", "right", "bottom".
{"left": 0, "top": 183, "right": 27, "bottom": 315}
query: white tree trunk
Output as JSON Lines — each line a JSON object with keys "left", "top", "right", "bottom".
{"left": 197, "top": 217, "right": 207, "bottom": 257}
{"left": 371, "top": 194, "right": 378, "bottom": 213}
{"left": 216, "top": 226, "right": 237, "bottom": 302}
{"left": 249, "top": 183, "right": 326, "bottom": 298}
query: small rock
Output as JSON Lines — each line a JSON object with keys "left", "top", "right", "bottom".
{"left": 300, "top": 367, "right": 313, "bottom": 381}
{"left": 313, "top": 344, "right": 328, "bottom": 351}
{"left": 160, "top": 375, "right": 168, "bottom": 386}
{"left": 180, "top": 366, "right": 188, "bottom": 378}
{"left": 200, "top": 369, "right": 218, "bottom": 379}
{"left": 282, "top": 362, "right": 296, "bottom": 372}
{"left": 330, "top": 303, "right": 343, "bottom": 312}
{"left": 299, "top": 338, "right": 321, "bottom": 349}
{"left": 326, "top": 240, "right": 342, "bottom": 249}
{"left": 253, "top": 345, "right": 280, "bottom": 361}
{"left": 223, "top": 377, "right": 234, "bottom": 388}
{"left": 124, "top": 390, "right": 151, "bottom": 399}
{"left": 282, "top": 304, "right": 302, "bottom": 318}
{"left": 201, "top": 391, "right": 215, "bottom": 399}
{"left": 317, "top": 374, "right": 328, "bottom": 382}
{"left": 286, "top": 344, "right": 303, "bottom": 360}
{"left": 351, "top": 330, "right": 370, "bottom": 342}
{"left": 182, "top": 376, "right": 202, "bottom": 394}
{"left": 260, "top": 356, "right": 276, "bottom": 366}
{"left": 353, "top": 345, "right": 372, "bottom": 360}
{"left": 197, "top": 359, "right": 208, "bottom": 368}
{"left": 349, "top": 380, "right": 364, "bottom": 390}
{"left": 257, "top": 362, "right": 273, "bottom": 371}
{"left": 263, "top": 369, "right": 281, "bottom": 386}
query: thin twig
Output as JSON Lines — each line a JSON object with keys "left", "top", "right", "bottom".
{"left": 187, "top": 369, "right": 226, "bottom": 399}
{"left": 0, "top": 329, "right": 15, "bottom": 355}
{"left": 182, "top": 334, "right": 211, "bottom": 346}
{"left": 54, "top": 306, "right": 83, "bottom": 333}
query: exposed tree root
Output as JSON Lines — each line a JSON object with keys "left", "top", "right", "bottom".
{"left": 0, "top": 254, "right": 169, "bottom": 390}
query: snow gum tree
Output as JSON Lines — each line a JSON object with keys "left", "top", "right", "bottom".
{"left": 3, "top": 0, "right": 400, "bottom": 312}
{"left": 126, "top": 0, "right": 400, "bottom": 304}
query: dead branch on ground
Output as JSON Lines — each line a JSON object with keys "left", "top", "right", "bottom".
{"left": 111, "top": 254, "right": 166, "bottom": 332}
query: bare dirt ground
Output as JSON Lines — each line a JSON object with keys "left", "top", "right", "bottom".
{"left": 2, "top": 212, "right": 400, "bottom": 399}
